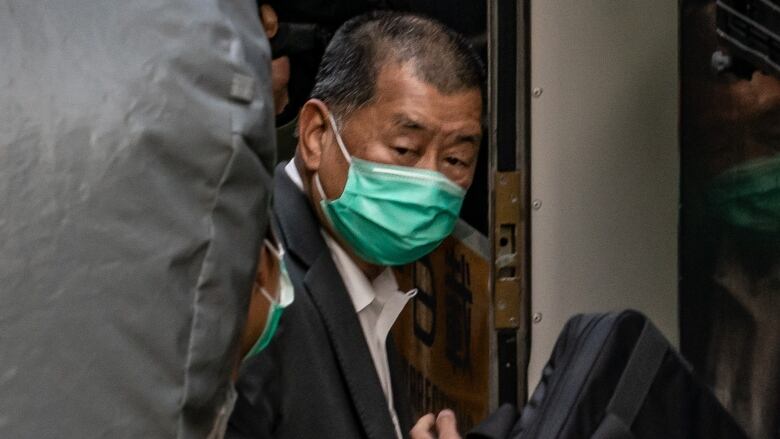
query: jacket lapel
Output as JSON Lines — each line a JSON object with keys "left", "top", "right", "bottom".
{"left": 304, "top": 255, "right": 399, "bottom": 439}
{"left": 273, "top": 163, "right": 399, "bottom": 439}
{"left": 272, "top": 163, "right": 321, "bottom": 270}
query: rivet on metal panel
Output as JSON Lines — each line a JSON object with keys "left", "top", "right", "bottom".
{"left": 532, "top": 199, "right": 542, "bottom": 210}
{"left": 532, "top": 312, "right": 543, "bottom": 324}
{"left": 532, "top": 87, "right": 543, "bottom": 98}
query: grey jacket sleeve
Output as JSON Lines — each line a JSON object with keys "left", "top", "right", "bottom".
{"left": 0, "top": 0, "right": 275, "bottom": 437}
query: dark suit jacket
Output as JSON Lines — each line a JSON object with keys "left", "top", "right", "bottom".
{"left": 227, "top": 163, "right": 413, "bottom": 439}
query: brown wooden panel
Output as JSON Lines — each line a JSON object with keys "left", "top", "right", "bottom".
{"left": 392, "top": 236, "right": 490, "bottom": 431}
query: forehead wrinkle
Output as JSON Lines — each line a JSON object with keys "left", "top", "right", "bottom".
{"left": 391, "top": 113, "right": 427, "bottom": 131}
{"left": 388, "top": 107, "right": 480, "bottom": 141}
{"left": 456, "top": 134, "right": 481, "bottom": 144}
{"left": 348, "top": 63, "right": 481, "bottom": 138}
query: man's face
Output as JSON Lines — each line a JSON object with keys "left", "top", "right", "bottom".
{"left": 296, "top": 61, "right": 482, "bottom": 269}
{"left": 314, "top": 62, "right": 482, "bottom": 201}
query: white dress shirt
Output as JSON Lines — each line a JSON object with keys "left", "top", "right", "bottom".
{"left": 285, "top": 161, "right": 416, "bottom": 439}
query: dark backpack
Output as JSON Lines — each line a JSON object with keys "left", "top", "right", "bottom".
{"left": 468, "top": 311, "right": 748, "bottom": 439}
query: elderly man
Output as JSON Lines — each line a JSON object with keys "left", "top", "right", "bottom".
{"left": 228, "top": 12, "right": 483, "bottom": 439}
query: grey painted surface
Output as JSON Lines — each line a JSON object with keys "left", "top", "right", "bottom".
{"left": 0, "top": 1, "right": 274, "bottom": 437}
{"left": 528, "top": 1, "right": 679, "bottom": 390}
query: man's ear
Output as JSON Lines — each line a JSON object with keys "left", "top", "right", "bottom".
{"left": 297, "top": 99, "right": 330, "bottom": 173}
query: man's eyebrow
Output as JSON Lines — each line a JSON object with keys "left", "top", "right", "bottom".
{"left": 456, "top": 133, "right": 481, "bottom": 145}
{"left": 391, "top": 114, "right": 428, "bottom": 131}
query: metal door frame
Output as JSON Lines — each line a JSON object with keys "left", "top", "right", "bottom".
{"left": 488, "top": 0, "right": 531, "bottom": 407}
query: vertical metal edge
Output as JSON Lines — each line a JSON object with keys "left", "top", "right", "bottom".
{"left": 486, "top": 0, "right": 500, "bottom": 414}
{"left": 516, "top": 0, "right": 532, "bottom": 409}
{"left": 488, "top": 0, "right": 531, "bottom": 406}
{"left": 489, "top": 0, "right": 532, "bottom": 409}
{"left": 494, "top": 171, "right": 523, "bottom": 329}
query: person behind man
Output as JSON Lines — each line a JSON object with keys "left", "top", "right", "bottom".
{"left": 209, "top": 227, "right": 294, "bottom": 439}
{"left": 227, "top": 11, "right": 483, "bottom": 439}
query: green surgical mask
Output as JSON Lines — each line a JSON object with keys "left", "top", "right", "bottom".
{"left": 706, "top": 155, "right": 780, "bottom": 235}
{"left": 245, "top": 240, "right": 294, "bottom": 359}
{"left": 315, "top": 114, "right": 466, "bottom": 266}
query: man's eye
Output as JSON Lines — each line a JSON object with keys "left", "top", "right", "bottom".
{"left": 393, "top": 146, "right": 412, "bottom": 156}
{"left": 445, "top": 156, "right": 467, "bottom": 167}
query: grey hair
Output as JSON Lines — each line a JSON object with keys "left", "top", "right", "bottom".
{"left": 310, "top": 11, "right": 486, "bottom": 120}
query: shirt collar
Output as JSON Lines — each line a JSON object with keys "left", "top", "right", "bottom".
{"left": 284, "top": 159, "right": 304, "bottom": 191}
{"left": 322, "top": 232, "right": 401, "bottom": 313}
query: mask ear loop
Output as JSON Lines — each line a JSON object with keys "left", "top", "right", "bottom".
{"left": 259, "top": 239, "right": 294, "bottom": 305}
{"left": 314, "top": 172, "right": 328, "bottom": 202}
{"left": 316, "top": 112, "right": 352, "bottom": 202}
{"left": 326, "top": 113, "right": 352, "bottom": 165}
{"left": 263, "top": 238, "right": 283, "bottom": 261}
{"left": 259, "top": 286, "right": 277, "bottom": 304}
{"left": 260, "top": 239, "right": 283, "bottom": 304}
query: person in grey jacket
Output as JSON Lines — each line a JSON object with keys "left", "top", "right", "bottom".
{"left": 0, "top": 1, "right": 275, "bottom": 437}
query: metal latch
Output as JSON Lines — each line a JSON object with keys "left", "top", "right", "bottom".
{"left": 494, "top": 171, "right": 523, "bottom": 329}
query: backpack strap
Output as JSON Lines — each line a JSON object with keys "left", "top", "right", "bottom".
{"left": 605, "top": 320, "right": 668, "bottom": 428}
